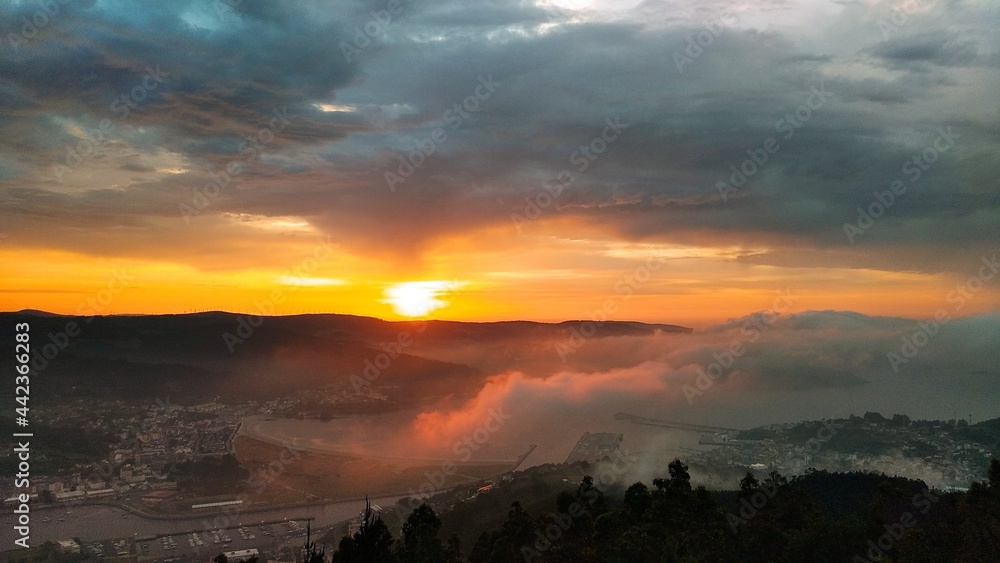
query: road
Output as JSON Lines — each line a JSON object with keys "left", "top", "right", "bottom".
{"left": 614, "top": 413, "right": 739, "bottom": 433}
{"left": 0, "top": 494, "right": 408, "bottom": 547}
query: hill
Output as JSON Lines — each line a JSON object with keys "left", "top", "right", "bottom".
{"left": 0, "top": 311, "right": 689, "bottom": 407}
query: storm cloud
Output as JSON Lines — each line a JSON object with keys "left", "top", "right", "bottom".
{"left": 1, "top": 0, "right": 998, "bottom": 276}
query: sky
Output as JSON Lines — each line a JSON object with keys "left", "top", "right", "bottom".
{"left": 1, "top": 0, "right": 998, "bottom": 326}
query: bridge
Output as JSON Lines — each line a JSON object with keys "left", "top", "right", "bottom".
{"left": 510, "top": 444, "right": 537, "bottom": 471}
{"left": 613, "top": 413, "right": 739, "bottom": 433}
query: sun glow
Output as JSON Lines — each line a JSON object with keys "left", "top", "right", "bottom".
{"left": 383, "top": 281, "right": 465, "bottom": 318}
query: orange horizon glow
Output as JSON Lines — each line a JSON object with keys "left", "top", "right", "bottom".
{"left": 3, "top": 243, "right": 997, "bottom": 329}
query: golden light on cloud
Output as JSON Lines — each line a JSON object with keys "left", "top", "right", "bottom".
{"left": 313, "top": 102, "right": 356, "bottom": 113}
{"left": 222, "top": 213, "right": 315, "bottom": 232}
{"left": 276, "top": 276, "right": 347, "bottom": 287}
{"left": 383, "top": 281, "right": 466, "bottom": 318}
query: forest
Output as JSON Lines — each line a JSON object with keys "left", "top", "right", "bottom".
{"left": 316, "top": 458, "right": 1000, "bottom": 563}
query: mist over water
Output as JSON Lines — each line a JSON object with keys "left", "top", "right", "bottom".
{"left": 252, "top": 310, "right": 999, "bottom": 476}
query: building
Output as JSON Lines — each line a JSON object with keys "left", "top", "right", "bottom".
{"left": 191, "top": 499, "right": 243, "bottom": 510}
{"left": 222, "top": 548, "right": 259, "bottom": 562}
{"left": 54, "top": 490, "right": 85, "bottom": 502}
{"left": 141, "top": 490, "right": 176, "bottom": 505}
{"left": 565, "top": 432, "right": 624, "bottom": 464}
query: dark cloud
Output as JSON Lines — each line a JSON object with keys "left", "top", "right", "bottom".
{"left": 0, "top": 0, "right": 998, "bottom": 275}
{"left": 868, "top": 32, "right": 982, "bottom": 68}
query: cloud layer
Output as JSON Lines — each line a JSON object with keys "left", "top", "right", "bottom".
{"left": 2, "top": 0, "right": 998, "bottom": 279}
{"left": 257, "top": 310, "right": 1000, "bottom": 465}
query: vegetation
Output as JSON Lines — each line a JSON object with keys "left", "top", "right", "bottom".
{"left": 0, "top": 416, "right": 113, "bottom": 474}
{"left": 1, "top": 542, "right": 86, "bottom": 563}
{"left": 170, "top": 453, "right": 248, "bottom": 494}
{"left": 329, "top": 498, "right": 460, "bottom": 563}
{"left": 326, "top": 458, "right": 1000, "bottom": 562}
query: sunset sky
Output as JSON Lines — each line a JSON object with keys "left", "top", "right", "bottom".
{"left": 1, "top": 0, "right": 998, "bottom": 326}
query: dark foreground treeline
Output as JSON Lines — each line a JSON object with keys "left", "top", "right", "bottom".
{"left": 322, "top": 458, "right": 1000, "bottom": 563}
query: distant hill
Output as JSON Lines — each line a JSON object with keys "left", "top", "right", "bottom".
{"left": 250, "top": 313, "right": 690, "bottom": 342}
{"left": 958, "top": 417, "right": 1000, "bottom": 448}
{"left": 0, "top": 311, "right": 689, "bottom": 406}
{"left": 13, "top": 309, "right": 62, "bottom": 317}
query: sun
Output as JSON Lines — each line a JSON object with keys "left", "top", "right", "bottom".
{"left": 383, "top": 281, "right": 464, "bottom": 318}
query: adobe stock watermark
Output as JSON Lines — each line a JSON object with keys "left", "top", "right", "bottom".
{"left": 511, "top": 116, "right": 629, "bottom": 232}
{"left": 222, "top": 235, "right": 335, "bottom": 353}
{"left": 683, "top": 289, "right": 795, "bottom": 404}
{"left": 521, "top": 489, "right": 600, "bottom": 562}
{"left": 179, "top": 106, "right": 294, "bottom": 222}
{"left": 590, "top": 447, "right": 634, "bottom": 489}
{"left": 51, "top": 65, "right": 170, "bottom": 183}
{"left": 727, "top": 420, "right": 840, "bottom": 533}
{"left": 887, "top": 253, "right": 997, "bottom": 372}
{"left": 389, "top": 407, "right": 512, "bottom": 524}
{"left": 385, "top": 74, "right": 501, "bottom": 192}
{"left": 199, "top": 435, "right": 306, "bottom": 535}
{"left": 555, "top": 253, "right": 666, "bottom": 362}
{"left": 877, "top": 0, "right": 937, "bottom": 41}
{"left": 727, "top": 477, "right": 786, "bottom": 534}
{"left": 5, "top": 0, "right": 76, "bottom": 53}
{"left": 27, "top": 269, "right": 134, "bottom": 374}
{"left": 672, "top": 9, "right": 739, "bottom": 73}
{"left": 349, "top": 322, "right": 427, "bottom": 393}
{"left": 340, "top": 0, "right": 413, "bottom": 63}
{"left": 843, "top": 127, "right": 958, "bottom": 243}
{"left": 59, "top": 399, "right": 176, "bottom": 519}
{"left": 107, "top": 397, "right": 184, "bottom": 493}
{"left": 521, "top": 448, "right": 632, "bottom": 561}
{"left": 555, "top": 0, "right": 591, "bottom": 9}
{"left": 212, "top": 0, "right": 243, "bottom": 17}
{"left": 716, "top": 84, "right": 831, "bottom": 202}
{"left": 852, "top": 488, "right": 940, "bottom": 562}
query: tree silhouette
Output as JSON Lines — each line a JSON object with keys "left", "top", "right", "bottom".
{"left": 395, "top": 504, "right": 458, "bottom": 563}
{"left": 333, "top": 497, "right": 396, "bottom": 563}
{"left": 622, "top": 482, "right": 651, "bottom": 522}
{"left": 325, "top": 457, "right": 1000, "bottom": 562}
{"left": 302, "top": 521, "right": 326, "bottom": 563}
{"left": 739, "top": 471, "right": 760, "bottom": 494}
{"left": 469, "top": 502, "right": 537, "bottom": 563}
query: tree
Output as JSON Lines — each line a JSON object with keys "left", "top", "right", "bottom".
{"left": 653, "top": 458, "right": 691, "bottom": 494}
{"left": 468, "top": 502, "right": 537, "bottom": 563}
{"left": 333, "top": 497, "right": 396, "bottom": 563}
{"left": 623, "top": 482, "right": 651, "bottom": 521}
{"left": 576, "top": 475, "right": 606, "bottom": 512}
{"left": 444, "top": 534, "right": 462, "bottom": 563}
{"left": 740, "top": 471, "right": 760, "bottom": 494}
{"left": 303, "top": 521, "right": 326, "bottom": 563}
{"left": 763, "top": 471, "right": 787, "bottom": 491}
{"left": 395, "top": 504, "right": 457, "bottom": 563}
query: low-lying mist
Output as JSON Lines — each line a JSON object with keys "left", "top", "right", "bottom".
{"left": 264, "top": 310, "right": 999, "bottom": 484}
